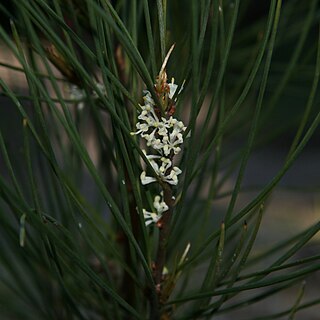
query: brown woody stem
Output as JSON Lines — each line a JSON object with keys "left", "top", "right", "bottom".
{"left": 153, "top": 183, "right": 174, "bottom": 306}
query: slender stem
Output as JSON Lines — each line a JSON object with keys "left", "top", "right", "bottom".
{"left": 154, "top": 183, "right": 174, "bottom": 306}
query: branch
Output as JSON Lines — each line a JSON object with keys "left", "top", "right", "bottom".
{"left": 154, "top": 183, "right": 175, "bottom": 305}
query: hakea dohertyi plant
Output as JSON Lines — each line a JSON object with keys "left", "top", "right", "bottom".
{"left": 131, "top": 46, "right": 186, "bottom": 227}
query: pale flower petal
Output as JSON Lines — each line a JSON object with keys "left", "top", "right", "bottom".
{"left": 168, "top": 82, "right": 178, "bottom": 99}
{"left": 153, "top": 194, "right": 169, "bottom": 214}
{"left": 143, "top": 209, "right": 161, "bottom": 226}
{"left": 140, "top": 171, "right": 157, "bottom": 185}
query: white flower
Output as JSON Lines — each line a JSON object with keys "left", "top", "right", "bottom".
{"left": 158, "top": 124, "right": 168, "bottom": 136}
{"left": 148, "top": 138, "right": 163, "bottom": 150}
{"left": 140, "top": 157, "right": 181, "bottom": 186}
{"left": 135, "top": 122, "right": 149, "bottom": 135}
{"left": 142, "top": 193, "right": 169, "bottom": 226}
{"left": 138, "top": 110, "right": 149, "bottom": 121}
{"left": 166, "top": 116, "right": 178, "bottom": 127}
{"left": 69, "top": 85, "right": 85, "bottom": 110}
{"left": 159, "top": 157, "right": 172, "bottom": 174}
{"left": 143, "top": 90, "right": 155, "bottom": 106}
{"left": 144, "top": 151, "right": 160, "bottom": 160}
{"left": 140, "top": 171, "right": 157, "bottom": 185}
{"left": 68, "top": 82, "right": 106, "bottom": 110}
{"left": 153, "top": 194, "right": 169, "bottom": 214}
{"left": 144, "top": 128, "right": 157, "bottom": 145}
{"left": 69, "top": 85, "right": 85, "bottom": 100}
{"left": 144, "top": 153, "right": 161, "bottom": 171}
{"left": 168, "top": 78, "right": 178, "bottom": 99}
{"left": 143, "top": 209, "right": 161, "bottom": 226}
{"left": 163, "top": 166, "right": 182, "bottom": 185}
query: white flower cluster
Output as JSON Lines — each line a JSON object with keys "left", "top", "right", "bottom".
{"left": 132, "top": 79, "right": 186, "bottom": 226}
{"left": 143, "top": 193, "right": 169, "bottom": 226}
{"left": 140, "top": 153, "right": 182, "bottom": 186}
{"left": 131, "top": 88, "right": 186, "bottom": 187}
{"left": 69, "top": 83, "right": 106, "bottom": 110}
{"left": 69, "top": 85, "right": 86, "bottom": 110}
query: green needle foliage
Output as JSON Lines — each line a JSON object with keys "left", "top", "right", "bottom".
{"left": 0, "top": 0, "right": 320, "bottom": 319}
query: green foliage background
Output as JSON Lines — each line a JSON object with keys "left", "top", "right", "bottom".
{"left": 0, "top": 0, "right": 320, "bottom": 319}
